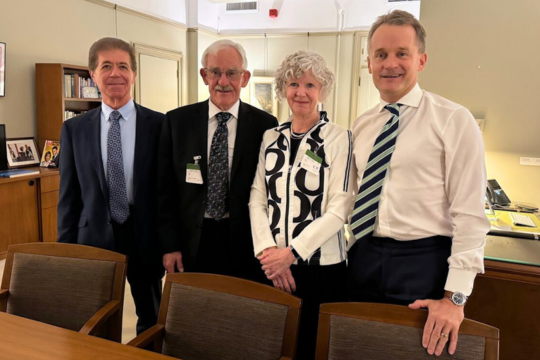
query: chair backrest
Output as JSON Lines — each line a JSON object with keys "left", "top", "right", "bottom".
{"left": 157, "top": 273, "right": 301, "bottom": 360}
{"left": 0, "top": 243, "right": 126, "bottom": 340}
{"left": 316, "top": 303, "right": 499, "bottom": 360}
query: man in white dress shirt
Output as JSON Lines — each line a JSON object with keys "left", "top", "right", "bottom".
{"left": 348, "top": 10, "right": 490, "bottom": 356}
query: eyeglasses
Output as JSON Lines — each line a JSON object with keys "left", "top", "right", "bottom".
{"left": 204, "top": 68, "right": 244, "bottom": 81}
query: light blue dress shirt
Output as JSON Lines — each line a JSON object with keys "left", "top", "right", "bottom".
{"left": 100, "top": 100, "right": 136, "bottom": 204}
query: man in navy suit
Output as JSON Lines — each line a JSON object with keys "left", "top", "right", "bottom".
{"left": 58, "top": 37, "right": 164, "bottom": 335}
{"left": 158, "top": 40, "right": 278, "bottom": 282}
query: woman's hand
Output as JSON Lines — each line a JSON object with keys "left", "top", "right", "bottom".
{"left": 258, "top": 246, "right": 296, "bottom": 280}
{"left": 272, "top": 268, "right": 297, "bottom": 293}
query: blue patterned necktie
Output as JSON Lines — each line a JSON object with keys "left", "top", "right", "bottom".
{"left": 206, "top": 112, "right": 230, "bottom": 220}
{"left": 107, "top": 110, "right": 130, "bottom": 224}
{"left": 351, "top": 103, "right": 402, "bottom": 241}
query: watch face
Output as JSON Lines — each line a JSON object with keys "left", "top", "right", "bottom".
{"left": 451, "top": 292, "right": 467, "bottom": 305}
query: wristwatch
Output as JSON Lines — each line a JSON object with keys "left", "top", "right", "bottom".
{"left": 289, "top": 245, "right": 301, "bottom": 260}
{"left": 448, "top": 291, "right": 468, "bottom": 306}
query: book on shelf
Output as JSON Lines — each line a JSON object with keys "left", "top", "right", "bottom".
{"left": 63, "top": 73, "right": 100, "bottom": 99}
{"left": 0, "top": 169, "right": 40, "bottom": 178}
{"left": 64, "top": 110, "right": 88, "bottom": 121}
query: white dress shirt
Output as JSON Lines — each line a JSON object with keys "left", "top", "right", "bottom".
{"left": 100, "top": 100, "right": 136, "bottom": 204}
{"left": 351, "top": 84, "right": 490, "bottom": 296}
{"left": 204, "top": 99, "right": 239, "bottom": 218}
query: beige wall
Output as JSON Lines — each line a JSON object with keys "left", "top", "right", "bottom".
{"left": 420, "top": 0, "right": 540, "bottom": 206}
{"left": 0, "top": 0, "right": 187, "bottom": 139}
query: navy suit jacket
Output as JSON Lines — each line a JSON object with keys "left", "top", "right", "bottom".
{"left": 157, "top": 100, "right": 278, "bottom": 277}
{"left": 57, "top": 103, "right": 164, "bottom": 264}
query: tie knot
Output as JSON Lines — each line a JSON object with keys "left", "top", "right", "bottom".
{"left": 384, "top": 103, "right": 402, "bottom": 116}
{"left": 110, "top": 110, "right": 122, "bottom": 122}
{"left": 216, "top": 112, "right": 231, "bottom": 125}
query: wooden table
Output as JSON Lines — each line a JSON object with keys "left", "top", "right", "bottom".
{"left": 0, "top": 312, "right": 177, "bottom": 360}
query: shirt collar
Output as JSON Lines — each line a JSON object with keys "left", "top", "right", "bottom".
{"left": 208, "top": 99, "right": 240, "bottom": 122}
{"left": 378, "top": 83, "right": 422, "bottom": 113}
{"left": 102, "top": 99, "right": 136, "bottom": 122}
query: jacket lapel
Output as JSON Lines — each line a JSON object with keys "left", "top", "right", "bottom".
{"left": 231, "top": 101, "right": 250, "bottom": 182}
{"left": 195, "top": 101, "right": 210, "bottom": 184}
{"left": 132, "top": 103, "right": 153, "bottom": 201}
{"left": 88, "top": 107, "right": 109, "bottom": 202}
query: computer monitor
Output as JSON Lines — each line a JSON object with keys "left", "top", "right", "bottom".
{"left": 0, "top": 124, "right": 8, "bottom": 170}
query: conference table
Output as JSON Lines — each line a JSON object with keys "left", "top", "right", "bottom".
{"left": 0, "top": 312, "right": 177, "bottom": 360}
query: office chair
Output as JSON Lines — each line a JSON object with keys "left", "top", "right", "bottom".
{"left": 0, "top": 243, "right": 127, "bottom": 342}
{"left": 128, "top": 273, "right": 301, "bottom": 360}
{"left": 315, "top": 302, "right": 499, "bottom": 360}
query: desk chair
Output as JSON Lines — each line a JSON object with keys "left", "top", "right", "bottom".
{"left": 128, "top": 273, "right": 301, "bottom": 360}
{"left": 315, "top": 303, "right": 499, "bottom": 360}
{"left": 0, "top": 243, "right": 127, "bottom": 342}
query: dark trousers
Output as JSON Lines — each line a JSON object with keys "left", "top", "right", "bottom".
{"left": 291, "top": 261, "right": 347, "bottom": 360}
{"left": 193, "top": 218, "right": 269, "bottom": 284}
{"left": 348, "top": 235, "right": 452, "bottom": 305}
{"left": 112, "top": 213, "right": 163, "bottom": 335}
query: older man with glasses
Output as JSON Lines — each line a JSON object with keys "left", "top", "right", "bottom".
{"left": 158, "top": 40, "right": 278, "bottom": 283}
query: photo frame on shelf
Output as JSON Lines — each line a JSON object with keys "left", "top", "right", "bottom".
{"left": 249, "top": 76, "right": 278, "bottom": 117}
{"left": 0, "top": 42, "right": 5, "bottom": 97}
{"left": 6, "top": 137, "right": 40, "bottom": 168}
{"left": 40, "top": 140, "right": 60, "bottom": 168}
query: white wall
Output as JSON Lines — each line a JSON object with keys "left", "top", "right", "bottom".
{"left": 340, "top": 0, "right": 420, "bottom": 30}
{"left": 420, "top": 0, "right": 540, "bottom": 206}
{"left": 105, "top": 0, "right": 187, "bottom": 24}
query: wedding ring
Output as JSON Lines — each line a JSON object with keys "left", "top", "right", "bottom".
{"left": 441, "top": 333, "right": 448, "bottom": 338}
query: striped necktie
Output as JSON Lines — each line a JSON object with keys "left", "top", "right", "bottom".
{"left": 351, "top": 103, "right": 401, "bottom": 241}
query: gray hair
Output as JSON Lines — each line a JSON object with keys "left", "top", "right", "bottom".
{"left": 274, "top": 50, "right": 335, "bottom": 102}
{"left": 368, "top": 10, "right": 427, "bottom": 53}
{"left": 88, "top": 37, "right": 137, "bottom": 72}
{"left": 201, "top": 39, "right": 248, "bottom": 70}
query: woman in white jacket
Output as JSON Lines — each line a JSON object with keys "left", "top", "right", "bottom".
{"left": 249, "top": 50, "right": 354, "bottom": 360}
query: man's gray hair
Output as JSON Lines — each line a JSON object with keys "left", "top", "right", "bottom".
{"left": 274, "top": 50, "right": 335, "bottom": 103}
{"left": 201, "top": 39, "right": 248, "bottom": 70}
{"left": 88, "top": 37, "right": 137, "bottom": 72}
{"left": 368, "top": 10, "right": 427, "bottom": 53}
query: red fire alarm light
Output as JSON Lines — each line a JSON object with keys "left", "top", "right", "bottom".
{"left": 269, "top": 9, "right": 278, "bottom": 18}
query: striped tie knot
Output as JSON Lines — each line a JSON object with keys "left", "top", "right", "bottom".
{"left": 350, "top": 103, "right": 402, "bottom": 241}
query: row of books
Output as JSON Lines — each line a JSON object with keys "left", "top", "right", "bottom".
{"left": 64, "top": 110, "right": 88, "bottom": 121}
{"left": 64, "top": 74, "right": 101, "bottom": 99}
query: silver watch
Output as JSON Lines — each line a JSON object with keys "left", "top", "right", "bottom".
{"left": 448, "top": 291, "right": 468, "bottom": 306}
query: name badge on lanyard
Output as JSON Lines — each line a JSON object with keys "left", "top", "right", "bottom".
{"left": 186, "top": 156, "right": 203, "bottom": 184}
{"left": 301, "top": 149, "right": 322, "bottom": 175}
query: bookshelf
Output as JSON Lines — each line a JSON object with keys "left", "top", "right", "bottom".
{"left": 36, "top": 63, "right": 101, "bottom": 146}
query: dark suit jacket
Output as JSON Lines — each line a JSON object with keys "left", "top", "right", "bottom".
{"left": 57, "top": 103, "right": 164, "bottom": 264}
{"left": 157, "top": 100, "right": 278, "bottom": 278}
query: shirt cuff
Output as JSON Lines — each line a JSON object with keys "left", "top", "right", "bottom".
{"left": 444, "top": 268, "right": 479, "bottom": 296}
{"left": 254, "top": 240, "right": 277, "bottom": 257}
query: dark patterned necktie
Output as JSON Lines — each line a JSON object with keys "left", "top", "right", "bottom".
{"left": 206, "top": 112, "right": 230, "bottom": 220}
{"left": 351, "top": 103, "right": 401, "bottom": 241}
{"left": 107, "top": 110, "right": 130, "bottom": 224}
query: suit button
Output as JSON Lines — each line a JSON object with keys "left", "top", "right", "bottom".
{"left": 108, "top": 220, "right": 112, "bottom": 224}
{"left": 202, "top": 200, "right": 206, "bottom": 205}
{"left": 197, "top": 223, "right": 202, "bottom": 229}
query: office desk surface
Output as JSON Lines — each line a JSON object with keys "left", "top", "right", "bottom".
{"left": 0, "top": 312, "right": 177, "bottom": 360}
{"left": 485, "top": 235, "right": 540, "bottom": 266}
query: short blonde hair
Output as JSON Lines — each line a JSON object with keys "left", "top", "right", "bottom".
{"left": 274, "top": 50, "right": 335, "bottom": 102}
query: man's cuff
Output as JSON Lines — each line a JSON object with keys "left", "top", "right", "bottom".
{"left": 444, "top": 268, "right": 478, "bottom": 297}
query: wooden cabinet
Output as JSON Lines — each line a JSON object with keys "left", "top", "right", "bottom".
{"left": 0, "top": 169, "right": 59, "bottom": 258}
{"left": 36, "top": 63, "right": 101, "bottom": 145}
{"left": 466, "top": 236, "right": 540, "bottom": 360}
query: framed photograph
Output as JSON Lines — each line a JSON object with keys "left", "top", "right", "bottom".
{"left": 249, "top": 76, "right": 278, "bottom": 117}
{"left": 6, "top": 137, "right": 40, "bottom": 168}
{"left": 40, "top": 140, "right": 60, "bottom": 168}
{"left": 0, "top": 42, "right": 5, "bottom": 97}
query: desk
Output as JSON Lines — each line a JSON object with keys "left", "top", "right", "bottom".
{"left": 0, "top": 312, "right": 177, "bottom": 360}
{"left": 466, "top": 235, "right": 540, "bottom": 360}
{"left": 0, "top": 168, "right": 59, "bottom": 259}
